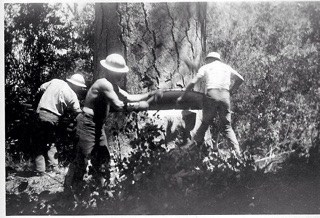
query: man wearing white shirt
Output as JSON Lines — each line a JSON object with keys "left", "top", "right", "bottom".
{"left": 35, "top": 74, "right": 87, "bottom": 174}
{"left": 177, "top": 52, "right": 244, "bottom": 156}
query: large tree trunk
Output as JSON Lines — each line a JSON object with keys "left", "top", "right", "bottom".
{"left": 94, "top": 2, "right": 208, "bottom": 92}
{"left": 198, "top": 2, "right": 207, "bottom": 54}
{"left": 94, "top": 3, "right": 126, "bottom": 86}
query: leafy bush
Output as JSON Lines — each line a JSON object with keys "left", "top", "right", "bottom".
{"left": 52, "top": 111, "right": 257, "bottom": 214}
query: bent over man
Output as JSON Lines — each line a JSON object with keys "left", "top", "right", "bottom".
{"left": 65, "top": 53, "right": 162, "bottom": 192}
{"left": 35, "top": 74, "right": 86, "bottom": 174}
{"left": 177, "top": 52, "right": 244, "bottom": 157}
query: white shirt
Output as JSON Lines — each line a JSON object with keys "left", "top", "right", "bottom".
{"left": 37, "top": 79, "right": 80, "bottom": 116}
{"left": 193, "top": 61, "right": 243, "bottom": 91}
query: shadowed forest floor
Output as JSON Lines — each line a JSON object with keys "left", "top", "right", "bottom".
{"left": 6, "top": 158, "right": 320, "bottom": 215}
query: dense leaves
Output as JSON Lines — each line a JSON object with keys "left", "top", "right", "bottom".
{"left": 5, "top": 3, "right": 94, "bottom": 160}
{"left": 5, "top": 3, "right": 94, "bottom": 117}
{"left": 203, "top": 2, "right": 320, "bottom": 161}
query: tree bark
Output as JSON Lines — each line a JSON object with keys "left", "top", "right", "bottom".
{"left": 94, "top": 2, "right": 207, "bottom": 91}
{"left": 197, "top": 2, "right": 207, "bottom": 54}
{"left": 94, "top": 3, "right": 125, "bottom": 86}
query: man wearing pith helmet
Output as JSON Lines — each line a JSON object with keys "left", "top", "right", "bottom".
{"left": 177, "top": 51, "right": 244, "bottom": 157}
{"left": 65, "top": 53, "right": 163, "bottom": 192}
{"left": 34, "top": 73, "right": 87, "bottom": 174}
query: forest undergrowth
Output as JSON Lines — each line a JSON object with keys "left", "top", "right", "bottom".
{"left": 5, "top": 111, "right": 320, "bottom": 215}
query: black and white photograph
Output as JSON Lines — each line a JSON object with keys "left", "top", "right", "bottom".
{"left": 3, "top": 1, "right": 320, "bottom": 215}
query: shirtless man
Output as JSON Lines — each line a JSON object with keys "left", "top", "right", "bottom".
{"left": 65, "top": 53, "right": 162, "bottom": 192}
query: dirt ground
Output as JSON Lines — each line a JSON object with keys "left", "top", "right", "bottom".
{"left": 5, "top": 161, "right": 320, "bottom": 215}
{"left": 6, "top": 166, "right": 67, "bottom": 215}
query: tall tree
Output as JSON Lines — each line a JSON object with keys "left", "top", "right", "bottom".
{"left": 93, "top": 2, "right": 206, "bottom": 92}
{"left": 94, "top": 3, "right": 125, "bottom": 83}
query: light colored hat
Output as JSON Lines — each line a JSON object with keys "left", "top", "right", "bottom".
{"left": 66, "top": 73, "right": 86, "bottom": 88}
{"left": 100, "top": 54, "right": 129, "bottom": 73}
{"left": 206, "top": 52, "right": 221, "bottom": 60}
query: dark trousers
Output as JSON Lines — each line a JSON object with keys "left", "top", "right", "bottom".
{"left": 34, "top": 110, "right": 59, "bottom": 172}
{"left": 194, "top": 89, "right": 240, "bottom": 155}
{"left": 65, "top": 112, "right": 111, "bottom": 191}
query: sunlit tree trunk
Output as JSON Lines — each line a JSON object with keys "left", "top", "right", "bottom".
{"left": 94, "top": 2, "right": 208, "bottom": 90}
{"left": 197, "top": 2, "right": 207, "bottom": 54}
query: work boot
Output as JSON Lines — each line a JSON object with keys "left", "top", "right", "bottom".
{"left": 180, "top": 139, "right": 197, "bottom": 151}
{"left": 47, "top": 143, "right": 58, "bottom": 166}
{"left": 46, "top": 165, "right": 60, "bottom": 174}
{"left": 35, "top": 155, "right": 46, "bottom": 173}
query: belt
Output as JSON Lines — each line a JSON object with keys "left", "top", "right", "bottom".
{"left": 82, "top": 107, "right": 94, "bottom": 116}
{"left": 39, "top": 108, "right": 60, "bottom": 117}
{"left": 207, "top": 88, "right": 229, "bottom": 91}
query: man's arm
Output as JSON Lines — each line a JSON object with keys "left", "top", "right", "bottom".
{"left": 118, "top": 88, "right": 150, "bottom": 102}
{"left": 74, "top": 108, "right": 82, "bottom": 113}
{"left": 33, "top": 80, "right": 52, "bottom": 108}
{"left": 230, "top": 72, "right": 244, "bottom": 95}
{"left": 118, "top": 88, "right": 163, "bottom": 102}
{"left": 177, "top": 66, "right": 205, "bottom": 103}
{"left": 65, "top": 88, "right": 83, "bottom": 115}
{"left": 38, "top": 80, "right": 52, "bottom": 92}
{"left": 35, "top": 80, "right": 51, "bottom": 99}
{"left": 177, "top": 77, "right": 200, "bottom": 103}
{"left": 100, "top": 80, "right": 125, "bottom": 111}
{"left": 100, "top": 80, "right": 149, "bottom": 111}
{"left": 118, "top": 88, "right": 164, "bottom": 106}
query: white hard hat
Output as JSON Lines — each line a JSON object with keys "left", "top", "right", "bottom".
{"left": 66, "top": 73, "right": 86, "bottom": 88}
{"left": 100, "top": 53, "right": 129, "bottom": 73}
{"left": 205, "top": 52, "right": 221, "bottom": 60}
